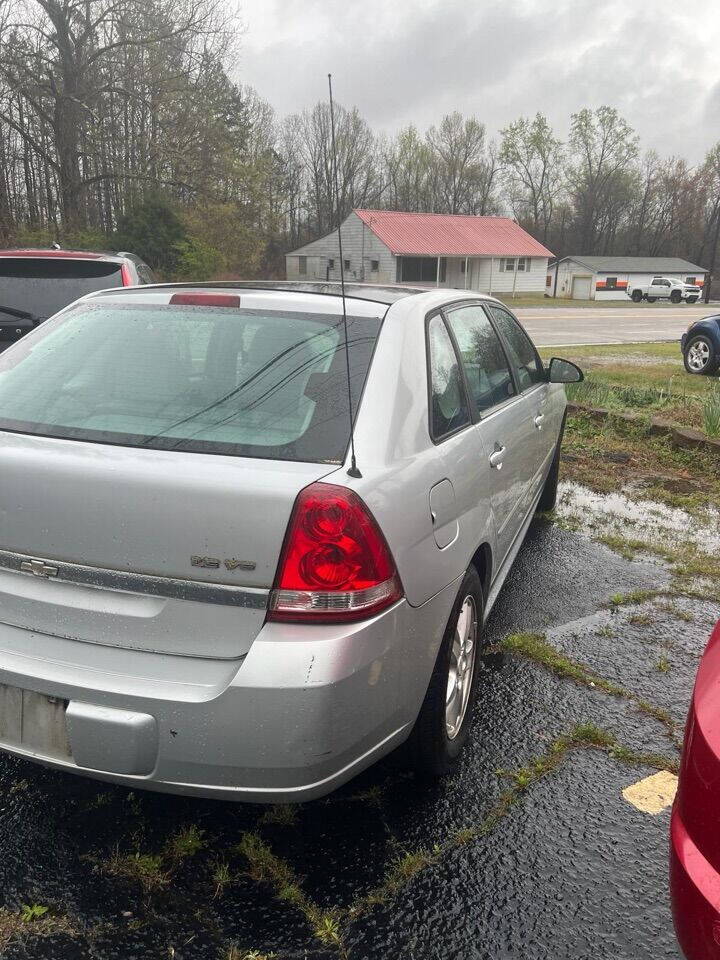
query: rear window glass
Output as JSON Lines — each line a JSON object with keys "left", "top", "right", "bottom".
{"left": 0, "top": 258, "right": 124, "bottom": 323}
{"left": 0, "top": 302, "right": 381, "bottom": 463}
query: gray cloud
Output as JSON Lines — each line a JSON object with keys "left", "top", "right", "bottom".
{"left": 238, "top": 0, "right": 720, "bottom": 162}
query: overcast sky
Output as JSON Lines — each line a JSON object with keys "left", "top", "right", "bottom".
{"left": 237, "top": 0, "right": 720, "bottom": 163}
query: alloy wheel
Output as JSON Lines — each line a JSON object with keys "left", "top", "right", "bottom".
{"left": 445, "top": 595, "right": 478, "bottom": 740}
{"left": 687, "top": 340, "right": 710, "bottom": 372}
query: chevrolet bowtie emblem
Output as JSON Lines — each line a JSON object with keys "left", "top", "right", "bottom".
{"left": 20, "top": 559, "right": 59, "bottom": 578}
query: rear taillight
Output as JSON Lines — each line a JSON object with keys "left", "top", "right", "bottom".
{"left": 268, "top": 482, "right": 403, "bottom": 623}
{"left": 120, "top": 262, "right": 133, "bottom": 286}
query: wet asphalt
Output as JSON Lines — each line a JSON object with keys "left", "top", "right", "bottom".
{"left": 0, "top": 493, "right": 717, "bottom": 959}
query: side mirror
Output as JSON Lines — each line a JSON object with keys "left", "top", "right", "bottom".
{"left": 547, "top": 357, "right": 584, "bottom": 384}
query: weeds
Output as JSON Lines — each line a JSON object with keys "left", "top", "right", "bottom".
{"left": 702, "top": 388, "right": 720, "bottom": 437}
{"left": 20, "top": 904, "right": 48, "bottom": 923}
{"left": 257, "top": 805, "right": 298, "bottom": 828}
{"left": 352, "top": 722, "right": 676, "bottom": 916}
{"left": 226, "top": 950, "right": 276, "bottom": 960}
{"left": 213, "top": 861, "right": 232, "bottom": 899}
{"left": 609, "top": 589, "right": 662, "bottom": 608}
{"left": 167, "top": 825, "right": 206, "bottom": 861}
{"left": 0, "top": 905, "right": 76, "bottom": 950}
{"left": 237, "top": 833, "right": 346, "bottom": 953}
{"left": 102, "top": 850, "right": 169, "bottom": 889}
{"left": 501, "top": 631, "right": 680, "bottom": 747}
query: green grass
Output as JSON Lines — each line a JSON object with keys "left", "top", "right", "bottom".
{"left": 495, "top": 294, "right": 683, "bottom": 309}
{"left": 539, "top": 340, "right": 719, "bottom": 432}
{"left": 559, "top": 410, "right": 720, "bottom": 513}
{"left": 703, "top": 388, "right": 720, "bottom": 437}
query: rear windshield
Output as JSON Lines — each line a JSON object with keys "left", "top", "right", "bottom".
{"left": 0, "top": 258, "right": 124, "bottom": 323}
{"left": 0, "top": 302, "right": 382, "bottom": 463}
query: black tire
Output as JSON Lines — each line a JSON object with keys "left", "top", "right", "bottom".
{"left": 670, "top": 290, "right": 682, "bottom": 304}
{"left": 684, "top": 335, "right": 719, "bottom": 376}
{"left": 405, "top": 567, "right": 484, "bottom": 776}
{"left": 631, "top": 290, "right": 643, "bottom": 303}
{"left": 537, "top": 413, "right": 566, "bottom": 513}
{"left": 647, "top": 296, "right": 657, "bottom": 303}
{"left": 688, "top": 297, "right": 698, "bottom": 303}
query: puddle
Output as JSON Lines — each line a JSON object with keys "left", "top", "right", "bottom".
{"left": 556, "top": 481, "right": 720, "bottom": 555}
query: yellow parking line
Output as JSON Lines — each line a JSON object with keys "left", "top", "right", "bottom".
{"left": 622, "top": 771, "right": 678, "bottom": 814}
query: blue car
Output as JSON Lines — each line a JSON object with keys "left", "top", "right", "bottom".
{"left": 681, "top": 315, "right": 720, "bottom": 375}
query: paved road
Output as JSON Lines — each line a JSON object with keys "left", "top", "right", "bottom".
{"left": 515, "top": 303, "right": 718, "bottom": 347}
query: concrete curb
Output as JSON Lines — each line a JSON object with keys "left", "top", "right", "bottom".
{"left": 566, "top": 403, "right": 720, "bottom": 459}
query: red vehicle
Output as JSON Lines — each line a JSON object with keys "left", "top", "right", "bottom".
{"left": 0, "top": 248, "right": 154, "bottom": 343}
{"left": 671, "top": 620, "right": 720, "bottom": 959}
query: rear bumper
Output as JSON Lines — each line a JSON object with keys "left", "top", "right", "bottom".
{"left": 0, "top": 580, "right": 458, "bottom": 801}
{"left": 671, "top": 807, "right": 720, "bottom": 959}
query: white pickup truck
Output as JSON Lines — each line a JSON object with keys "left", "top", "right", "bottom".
{"left": 627, "top": 276, "right": 701, "bottom": 304}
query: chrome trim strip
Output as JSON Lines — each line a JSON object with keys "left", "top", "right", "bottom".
{"left": 0, "top": 549, "right": 269, "bottom": 609}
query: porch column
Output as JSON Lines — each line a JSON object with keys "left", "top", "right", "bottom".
{"left": 436, "top": 256, "right": 441, "bottom": 287}
{"left": 488, "top": 258, "right": 493, "bottom": 295}
{"left": 464, "top": 256, "right": 468, "bottom": 290}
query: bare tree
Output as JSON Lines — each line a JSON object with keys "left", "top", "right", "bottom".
{"left": 500, "top": 113, "right": 563, "bottom": 242}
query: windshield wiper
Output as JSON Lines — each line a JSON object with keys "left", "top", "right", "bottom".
{"left": 0, "top": 304, "right": 41, "bottom": 323}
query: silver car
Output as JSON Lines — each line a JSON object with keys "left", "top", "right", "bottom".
{"left": 0, "top": 282, "right": 581, "bottom": 801}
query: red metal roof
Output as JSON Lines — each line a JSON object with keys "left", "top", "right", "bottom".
{"left": 354, "top": 209, "right": 553, "bottom": 258}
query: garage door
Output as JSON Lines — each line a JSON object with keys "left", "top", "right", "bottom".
{"left": 572, "top": 276, "right": 592, "bottom": 299}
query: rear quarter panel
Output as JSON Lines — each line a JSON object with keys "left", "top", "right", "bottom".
{"left": 329, "top": 296, "right": 496, "bottom": 609}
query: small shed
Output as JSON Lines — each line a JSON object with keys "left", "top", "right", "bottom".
{"left": 547, "top": 256, "right": 708, "bottom": 300}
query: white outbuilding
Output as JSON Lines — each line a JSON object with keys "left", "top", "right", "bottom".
{"left": 546, "top": 256, "right": 708, "bottom": 301}
{"left": 286, "top": 209, "right": 553, "bottom": 295}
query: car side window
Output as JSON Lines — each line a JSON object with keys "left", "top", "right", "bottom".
{"left": 485, "top": 304, "right": 544, "bottom": 392}
{"left": 445, "top": 303, "right": 515, "bottom": 414}
{"left": 427, "top": 314, "right": 470, "bottom": 440}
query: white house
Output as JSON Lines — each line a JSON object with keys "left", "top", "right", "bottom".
{"left": 286, "top": 209, "right": 553, "bottom": 295}
{"left": 547, "top": 256, "right": 708, "bottom": 300}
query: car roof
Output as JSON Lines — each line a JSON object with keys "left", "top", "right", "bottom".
{"left": 87, "top": 279, "right": 506, "bottom": 310}
{"left": 0, "top": 248, "right": 128, "bottom": 263}
{"left": 115, "top": 280, "right": 428, "bottom": 306}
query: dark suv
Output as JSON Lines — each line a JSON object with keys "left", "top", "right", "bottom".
{"left": 0, "top": 249, "right": 154, "bottom": 343}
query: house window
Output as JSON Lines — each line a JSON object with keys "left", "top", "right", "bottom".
{"left": 298, "top": 256, "right": 307, "bottom": 276}
{"left": 344, "top": 259, "right": 350, "bottom": 271}
{"left": 328, "top": 258, "right": 335, "bottom": 269}
{"left": 605, "top": 277, "right": 618, "bottom": 289}
{"left": 370, "top": 259, "right": 379, "bottom": 272}
{"left": 502, "top": 257, "right": 530, "bottom": 272}
{"left": 686, "top": 277, "right": 696, "bottom": 285}
{"left": 399, "top": 257, "right": 446, "bottom": 283}
{"left": 546, "top": 275, "right": 552, "bottom": 287}
{"left": 460, "top": 260, "right": 466, "bottom": 274}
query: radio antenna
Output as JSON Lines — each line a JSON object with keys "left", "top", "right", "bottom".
{"left": 328, "top": 73, "right": 361, "bottom": 479}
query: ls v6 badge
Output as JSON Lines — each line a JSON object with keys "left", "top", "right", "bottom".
{"left": 191, "top": 556, "right": 256, "bottom": 571}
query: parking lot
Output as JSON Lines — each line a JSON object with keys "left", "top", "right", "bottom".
{"left": 0, "top": 422, "right": 717, "bottom": 959}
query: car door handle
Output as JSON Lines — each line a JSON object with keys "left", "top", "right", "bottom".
{"left": 534, "top": 414, "right": 545, "bottom": 430}
{"left": 489, "top": 446, "right": 506, "bottom": 470}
